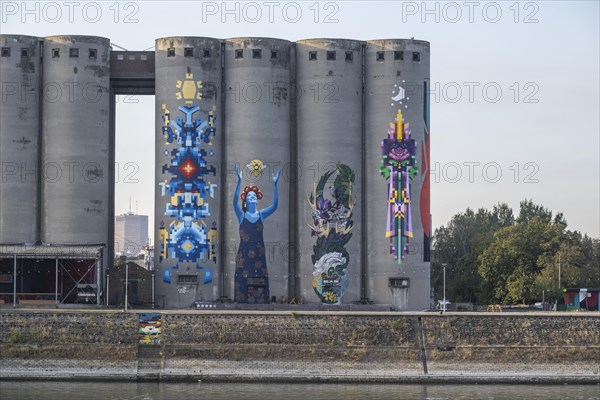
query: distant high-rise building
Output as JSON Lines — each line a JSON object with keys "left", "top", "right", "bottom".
{"left": 115, "top": 212, "right": 149, "bottom": 256}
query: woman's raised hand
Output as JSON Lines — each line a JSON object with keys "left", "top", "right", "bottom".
{"left": 234, "top": 163, "right": 243, "bottom": 182}
{"left": 273, "top": 169, "right": 281, "bottom": 185}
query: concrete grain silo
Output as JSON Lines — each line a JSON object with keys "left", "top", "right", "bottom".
{"left": 0, "top": 31, "right": 432, "bottom": 310}
{"left": 154, "top": 37, "right": 222, "bottom": 308}
{"left": 224, "top": 38, "right": 292, "bottom": 303}
{"left": 295, "top": 39, "right": 364, "bottom": 305}
{"left": 364, "top": 39, "right": 431, "bottom": 310}
{"left": 0, "top": 35, "right": 42, "bottom": 244}
{"left": 41, "top": 35, "right": 111, "bottom": 246}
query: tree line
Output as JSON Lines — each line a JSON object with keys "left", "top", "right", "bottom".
{"left": 431, "top": 200, "right": 600, "bottom": 305}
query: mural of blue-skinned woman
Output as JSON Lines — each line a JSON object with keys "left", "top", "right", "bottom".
{"left": 233, "top": 164, "right": 280, "bottom": 304}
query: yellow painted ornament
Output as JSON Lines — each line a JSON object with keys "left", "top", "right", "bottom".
{"left": 246, "top": 159, "right": 267, "bottom": 177}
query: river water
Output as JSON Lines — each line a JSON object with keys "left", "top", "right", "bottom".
{"left": 0, "top": 382, "right": 598, "bottom": 400}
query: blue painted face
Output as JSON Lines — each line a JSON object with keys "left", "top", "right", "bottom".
{"left": 246, "top": 191, "right": 258, "bottom": 204}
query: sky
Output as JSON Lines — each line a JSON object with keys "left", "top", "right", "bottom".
{"left": 3, "top": 0, "right": 599, "bottom": 239}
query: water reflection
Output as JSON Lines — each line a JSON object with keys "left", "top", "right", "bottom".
{"left": 0, "top": 382, "right": 598, "bottom": 400}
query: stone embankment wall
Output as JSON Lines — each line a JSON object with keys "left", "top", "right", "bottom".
{"left": 0, "top": 311, "right": 138, "bottom": 379}
{"left": 1, "top": 310, "right": 598, "bottom": 382}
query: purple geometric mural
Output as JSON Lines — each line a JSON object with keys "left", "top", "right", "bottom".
{"left": 380, "top": 110, "right": 417, "bottom": 266}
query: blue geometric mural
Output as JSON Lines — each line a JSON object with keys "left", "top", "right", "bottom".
{"left": 159, "top": 73, "right": 217, "bottom": 284}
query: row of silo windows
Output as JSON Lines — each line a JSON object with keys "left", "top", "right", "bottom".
{"left": 2, "top": 46, "right": 420, "bottom": 63}
{"left": 1, "top": 47, "right": 32, "bottom": 58}
{"left": 234, "top": 48, "right": 279, "bottom": 59}
{"left": 228, "top": 49, "right": 419, "bottom": 62}
{"left": 164, "top": 47, "right": 280, "bottom": 60}
{"left": 307, "top": 50, "right": 420, "bottom": 62}
{"left": 160, "top": 47, "right": 421, "bottom": 62}
{"left": 166, "top": 47, "right": 214, "bottom": 58}
{"left": 115, "top": 53, "right": 149, "bottom": 61}
{"left": 302, "top": 50, "right": 419, "bottom": 62}
{"left": 1, "top": 46, "right": 98, "bottom": 59}
{"left": 163, "top": 47, "right": 408, "bottom": 61}
{"left": 50, "top": 48, "right": 97, "bottom": 59}
{"left": 308, "top": 51, "right": 354, "bottom": 61}
{"left": 382, "top": 51, "right": 421, "bottom": 62}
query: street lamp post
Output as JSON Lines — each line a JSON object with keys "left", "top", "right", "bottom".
{"left": 124, "top": 263, "right": 129, "bottom": 312}
{"left": 442, "top": 263, "right": 448, "bottom": 313}
{"left": 151, "top": 272, "right": 155, "bottom": 309}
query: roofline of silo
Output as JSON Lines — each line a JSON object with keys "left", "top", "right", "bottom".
{"left": 43, "top": 35, "right": 111, "bottom": 43}
{"left": 296, "top": 38, "right": 366, "bottom": 46}
{"left": 367, "top": 38, "right": 430, "bottom": 46}
{"left": 226, "top": 37, "right": 292, "bottom": 43}
{"left": 155, "top": 36, "right": 223, "bottom": 42}
{"left": 0, "top": 34, "right": 43, "bottom": 41}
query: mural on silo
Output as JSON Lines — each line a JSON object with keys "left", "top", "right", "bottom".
{"left": 308, "top": 163, "right": 355, "bottom": 304}
{"left": 233, "top": 164, "right": 280, "bottom": 304}
{"left": 246, "top": 159, "right": 267, "bottom": 177}
{"left": 380, "top": 108, "right": 417, "bottom": 266}
{"left": 159, "top": 73, "right": 218, "bottom": 285}
{"left": 420, "top": 82, "right": 431, "bottom": 261}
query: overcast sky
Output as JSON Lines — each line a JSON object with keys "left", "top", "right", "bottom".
{"left": 3, "top": 1, "right": 599, "bottom": 239}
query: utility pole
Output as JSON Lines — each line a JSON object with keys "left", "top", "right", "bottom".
{"left": 125, "top": 262, "right": 129, "bottom": 312}
{"left": 558, "top": 254, "right": 561, "bottom": 290}
{"left": 442, "top": 263, "right": 447, "bottom": 313}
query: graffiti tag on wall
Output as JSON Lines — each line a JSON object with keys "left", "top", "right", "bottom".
{"left": 138, "top": 313, "right": 161, "bottom": 345}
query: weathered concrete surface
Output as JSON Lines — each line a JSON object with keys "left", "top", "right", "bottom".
{"left": 0, "top": 35, "right": 41, "bottom": 244}
{"left": 1, "top": 310, "right": 598, "bottom": 383}
{"left": 41, "top": 35, "right": 111, "bottom": 246}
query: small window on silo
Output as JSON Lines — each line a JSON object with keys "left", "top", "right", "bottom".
{"left": 235, "top": 49, "right": 243, "bottom": 59}
{"left": 89, "top": 48, "right": 97, "bottom": 59}
{"left": 1, "top": 47, "right": 10, "bottom": 57}
{"left": 309, "top": 51, "right": 317, "bottom": 61}
{"left": 52, "top": 48, "right": 60, "bottom": 58}
{"left": 376, "top": 51, "right": 385, "bottom": 62}
{"left": 21, "top": 48, "right": 29, "bottom": 58}
{"left": 345, "top": 51, "right": 353, "bottom": 61}
{"left": 326, "top": 51, "right": 336, "bottom": 60}
{"left": 412, "top": 52, "right": 420, "bottom": 62}
{"left": 69, "top": 48, "right": 79, "bottom": 58}
{"left": 203, "top": 48, "right": 211, "bottom": 58}
{"left": 184, "top": 47, "right": 194, "bottom": 58}
{"left": 252, "top": 49, "right": 262, "bottom": 59}
{"left": 128, "top": 54, "right": 136, "bottom": 61}
{"left": 167, "top": 48, "right": 175, "bottom": 57}
{"left": 140, "top": 54, "right": 147, "bottom": 61}
{"left": 271, "top": 50, "right": 278, "bottom": 59}
{"left": 394, "top": 51, "right": 404, "bottom": 60}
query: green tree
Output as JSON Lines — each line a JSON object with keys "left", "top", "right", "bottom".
{"left": 479, "top": 214, "right": 567, "bottom": 304}
{"left": 431, "top": 203, "right": 511, "bottom": 304}
{"left": 516, "top": 199, "right": 553, "bottom": 224}
{"left": 434, "top": 200, "right": 598, "bottom": 306}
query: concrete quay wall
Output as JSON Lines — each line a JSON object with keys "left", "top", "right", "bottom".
{"left": 1, "top": 310, "right": 598, "bottom": 383}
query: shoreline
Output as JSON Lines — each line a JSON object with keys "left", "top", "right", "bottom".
{"left": 1, "top": 373, "right": 598, "bottom": 384}
{"left": 1, "top": 310, "right": 598, "bottom": 384}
